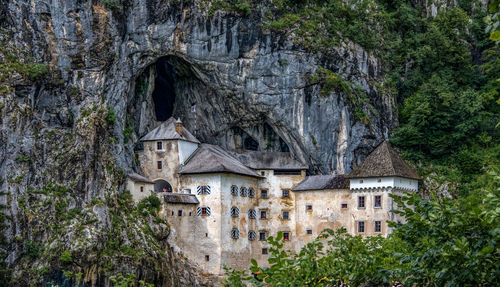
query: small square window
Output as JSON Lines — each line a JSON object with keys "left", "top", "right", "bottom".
{"left": 306, "top": 229, "right": 313, "bottom": 235}
{"left": 157, "top": 161, "right": 162, "bottom": 169}
{"left": 205, "top": 255, "right": 209, "bottom": 261}
{"left": 341, "top": 203, "right": 348, "bottom": 209}
{"left": 260, "top": 210, "right": 267, "bottom": 219}
{"left": 374, "top": 195, "right": 382, "bottom": 208}
{"left": 360, "top": 179, "right": 364, "bottom": 183}
{"left": 306, "top": 204, "right": 312, "bottom": 211}
{"left": 262, "top": 248, "right": 268, "bottom": 255}
{"left": 178, "top": 210, "right": 182, "bottom": 216}
{"left": 374, "top": 221, "right": 382, "bottom": 233}
{"left": 156, "top": 141, "right": 163, "bottom": 150}
{"left": 358, "top": 196, "right": 365, "bottom": 208}
{"left": 282, "top": 211, "right": 289, "bottom": 220}
{"left": 259, "top": 232, "right": 266, "bottom": 241}
{"left": 261, "top": 190, "right": 268, "bottom": 199}
{"left": 261, "top": 171, "right": 265, "bottom": 176}
{"left": 377, "top": 178, "right": 382, "bottom": 182}
{"left": 282, "top": 190, "right": 290, "bottom": 198}
{"left": 283, "top": 232, "right": 290, "bottom": 240}
{"left": 140, "top": 186, "right": 144, "bottom": 192}
{"left": 201, "top": 207, "right": 208, "bottom": 216}
{"left": 358, "top": 221, "right": 365, "bottom": 233}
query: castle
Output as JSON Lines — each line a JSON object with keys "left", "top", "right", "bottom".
{"left": 126, "top": 117, "right": 420, "bottom": 277}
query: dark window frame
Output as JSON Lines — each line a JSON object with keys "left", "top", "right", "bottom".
{"left": 374, "top": 195, "right": 382, "bottom": 208}
{"left": 156, "top": 141, "right": 163, "bottom": 150}
{"left": 374, "top": 221, "right": 382, "bottom": 233}
{"left": 282, "top": 211, "right": 289, "bottom": 220}
{"left": 358, "top": 196, "right": 365, "bottom": 208}
{"left": 261, "top": 189, "right": 268, "bottom": 199}
{"left": 282, "top": 190, "right": 290, "bottom": 198}
{"left": 358, "top": 221, "right": 365, "bottom": 233}
{"left": 157, "top": 161, "right": 162, "bottom": 169}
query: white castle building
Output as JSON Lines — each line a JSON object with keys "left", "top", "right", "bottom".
{"left": 126, "top": 117, "right": 420, "bottom": 278}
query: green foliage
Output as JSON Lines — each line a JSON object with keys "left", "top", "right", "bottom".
{"left": 15, "top": 155, "right": 30, "bottom": 163}
{"left": 486, "top": 0, "right": 500, "bottom": 42}
{"left": 224, "top": 169, "right": 500, "bottom": 286}
{"left": 106, "top": 106, "right": 117, "bottom": 125}
{"left": 136, "top": 194, "right": 161, "bottom": 217}
{"left": 59, "top": 250, "right": 73, "bottom": 264}
{"left": 109, "top": 273, "right": 153, "bottom": 287}
{"left": 0, "top": 203, "right": 12, "bottom": 286}
{"left": 22, "top": 241, "right": 42, "bottom": 259}
{"left": 103, "top": 0, "right": 119, "bottom": 11}
{"left": 209, "top": 0, "right": 253, "bottom": 16}
{"left": 123, "top": 118, "right": 134, "bottom": 143}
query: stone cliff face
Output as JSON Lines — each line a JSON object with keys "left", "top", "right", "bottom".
{"left": 0, "top": 0, "right": 396, "bottom": 285}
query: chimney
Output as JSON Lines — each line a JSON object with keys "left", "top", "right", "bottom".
{"left": 175, "top": 118, "right": 183, "bottom": 136}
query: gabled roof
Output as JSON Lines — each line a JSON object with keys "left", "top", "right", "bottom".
{"left": 127, "top": 173, "right": 154, "bottom": 184}
{"left": 164, "top": 193, "right": 199, "bottom": 204}
{"left": 348, "top": 141, "right": 420, "bottom": 180}
{"left": 233, "top": 151, "right": 308, "bottom": 170}
{"left": 292, "top": 175, "right": 348, "bottom": 191}
{"left": 140, "top": 117, "right": 200, "bottom": 143}
{"left": 179, "top": 144, "right": 261, "bottom": 178}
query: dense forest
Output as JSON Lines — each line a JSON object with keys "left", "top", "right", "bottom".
{"left": 222, "top": 0, "right": 500, "bottom": 286}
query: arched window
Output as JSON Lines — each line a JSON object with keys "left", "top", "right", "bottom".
{"left": 248, "top": 209, "right": 256, "bottom": 219}
{"left": 230, "top": 185, "right": 238, "bottom": 196}
{"left": 154, "top": 179, "right": 172, "bottom": 193}
{"left": 248, "top": 231, "right": 256, "bottom": 241}
{"left": 231, "top": 228, "right": 239, "bottom": 239}
{"left": 248, "top": 188, "right": 255, "bottom": 198}
{"left": 230, "top": 206, "right": 239, "bottom": 217}
{"left": 240, "top": 187, "right": 247, "bottom": 197}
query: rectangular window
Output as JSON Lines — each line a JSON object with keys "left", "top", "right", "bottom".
{"left": 358, "top": 196, "right": 365, "bottom": 208}
{"left": 205, "top": 255, "right": 209, "bottom": 261}
{"left": 156, "top": 141, "right": 163, "bottom": 150}
{"left": 306, "top": 204, "right": 312, "bottom": 212}
{"left": 358, "top": 221, "right": 365, "bottom": 233}
{"left": 374, "top": 221, "right": 382, "bottom": 233}
{"left": 360, "top": 179, "right": 364, "bottom": 183}
{"left": 197, "top": 207, "right": 211, "bottom": 216}
{"left": 157, "top": 161, "right": 162, "bottom": 169}
{"left": 259, "top": 232, "right": 266, "bottom": 241}
{"left": 261, "top": 190, "right": 268, "bottom": 199}
{"left": 178, "top": 210, "right": 182, "bottom": 216}
{"left": 283, "top": 232, "right": 290, "bottom": 241}
{"left": 261, "top": 171, "right": 265, "bottom": 176}
{"left": 273, "top": 170, "right": 302, "bottom": 175}
{"left": 262, "top": 248, "right": 268, "bottom": 255}
{"left": 306, "top": 229, "right": 313, "bottom": 235}
{"left": 282, "top": 211, "right": 289, "bottom": 220}
{"left": 374, "top": 195, "right": 382, "bottom": 208}
{"left": 341, "top": 203, "right": 348, "bottom": 209}
{"left": 282, "top": 190, "right": 290, "bottom": 198}
{"left": 140, "top": 186, "right": 144, "bottom": 192}
{"left": 260, "top": 210, "right": 267, "bottom": 219}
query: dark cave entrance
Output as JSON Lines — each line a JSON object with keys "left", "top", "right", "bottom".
{"left": 152, "top": 57, "right": 176, "bottom": 121}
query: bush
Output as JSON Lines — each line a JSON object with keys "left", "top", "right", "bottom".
{"left": 59, "top": 250, "right": 73, "bottom": 264}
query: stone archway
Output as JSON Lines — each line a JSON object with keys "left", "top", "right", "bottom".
{"left": 154, "top": 179, "right": 173, "bottom": 193}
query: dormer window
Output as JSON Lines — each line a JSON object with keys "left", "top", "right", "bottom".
{"left": 156, "top": 141, "right": 163, "bottom": 150}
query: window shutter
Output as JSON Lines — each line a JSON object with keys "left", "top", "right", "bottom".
{"left": 248, "top": 209, "right": 256, "bottom": 219}
{"left": 197, "top": 207, "right": 202, "bottom": 216}
{"left": 248, "top": 188, "right": 255, "bottom": 198}
{"left": 205, "top": 185, "right": 211, "bottom": 194}
{"left": 231, "top": 207, "right": 239, "bottom": 217}
{"left": 231, "top": 228, "right": 239, "bottom": 239}
{"left": 240, "top": 187, "right": 247, "bottom": 197}
{"left": 197, "top": 186, "right": 202, "bottom": 195}
{"left": 248, "top": 231, "right": 256, "bottom": 241}
{"left": 206, "top": 206, "right": 211, "bottom": 216}
{"left": 231, "top": 185, "right": 238, "bottom": 196}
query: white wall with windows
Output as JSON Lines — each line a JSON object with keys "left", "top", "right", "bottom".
{"left": 350, "top": 176, "right": 418, "bottom": 191}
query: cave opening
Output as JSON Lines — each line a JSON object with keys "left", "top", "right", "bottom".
{"left": 152, "top": 57, "right": 176, "bottom": 121}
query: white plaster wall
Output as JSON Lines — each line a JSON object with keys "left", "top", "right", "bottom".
{"left": 168, "top": 174, "right": 223, "bottom": 275}
{"left": 140, "top": 140, "right": 181, "bottom": 192}
{"left": 126, "top": 179, "right": 154, "bottom": 202}
{"left": 350, "top": 176, "right": 418, "bottom": 191}
{"left": 349, "top": 190, "right": 394, "bottom": 236}
{"left": 178, "top": 140, "right": 199, "bottom": 164}
{"left": 219, "top": 174, "right": 261, "bottom": 271}
{"left": 293, "top": 189, "right": 351, "bottom": 252}
{"left": 253, "top": 170, "right": 306, "bottom": 266}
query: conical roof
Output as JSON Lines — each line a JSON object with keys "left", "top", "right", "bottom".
{"left": 348, "top": 141, "right": 420, "bottom": 180}
{"left": 140, "top": 117, "right": 200, "bottom": 143}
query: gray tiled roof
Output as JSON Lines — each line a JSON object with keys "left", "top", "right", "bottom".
{"left": 140, "top": 117, "right": 200, "bottom": 143}
{"left": 348, "top": 141, "right": 420, "bottom": 180}
{"left": 233, "top": 151, "right": 308, "bottom": 170}
{"left": 179, "top": 144, "right": 261, "bottom": 178}
{"left": 164, "top": 193, "right": 199, "bottom": 204}
{"left": 127, "top": 173, "right": 154, "bottom": 184}
{"left": 292, "top": 175, "right": 348, "bottom": 191}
